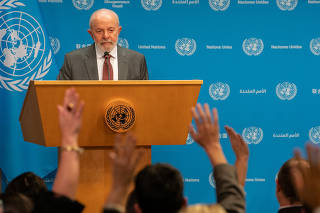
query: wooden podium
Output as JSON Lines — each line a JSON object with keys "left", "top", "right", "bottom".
{"left": 19, "top": 80, "right": 202, "bottom": 213}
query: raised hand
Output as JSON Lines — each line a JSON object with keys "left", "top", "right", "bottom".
{"left": 294, "top": 144, "right": 320, "bottom": 210}
{"left": 53, "top": 88, "right": 84, "bottom": 199}
{"left": 57, "top": 87, "right": 84, "bottom": 145}
{"left": 105, "top": 133, "right": 143, "bottom": 207}
{"left": 225, "top": 126, "right": 249, "bottom": 187}
{"left": 189, "top": 103, "right": 227, "bottom": 166}
{"left": 110, "top": 133, "right": 142, "bottom": 187}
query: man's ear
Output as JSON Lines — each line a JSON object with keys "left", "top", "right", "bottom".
{"left": 134, "top": 203, "right": 142, "bottom": 213}
{"left": 118, "top": 26, "right": 122, "bottom": 34}
{"left": 276, "top": 178, "right": 281, "bottom": 192}
{"left": 88, "top": 29, "right": 94, "bottom": 40}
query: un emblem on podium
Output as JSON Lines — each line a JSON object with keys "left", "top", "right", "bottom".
{"left": 242, "top": 127, "right": 263, "bottom": 144}
{"left": 0, "top": 11, "right": 52, "bottom": 92}
{"left": 242, "top": 38, "right": 264, "bottom": 56}
{"left": 276, "top": 82, "right": 297, "bottom": 100}
{"left": 209, "top": 82, "right": 230, "bottom": 101}
{"left": 209, "top": 0, "right": 230, "bottom": 11}
{"left": 141, "top": 0, "right": 162, "bottom": 11}
{"left": 309, "top": 126, "right": 320, "bottom": 144}
{"left": 276, "top": 0, "right": 298, "bottom": 11}
{"left": 105, "top": 101, "right": 136, "bottom": 133}
{"left": 310, "top": 38, "right": 320, "bottom": 56}
{"left": 72, "top": 0, "right": 94, "bottom": 10}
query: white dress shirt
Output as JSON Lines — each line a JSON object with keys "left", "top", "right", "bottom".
{"left": 95, "top": 44, "right": 118, "bottom": 80}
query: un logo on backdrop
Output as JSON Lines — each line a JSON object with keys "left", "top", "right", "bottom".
{"left": 141, "top": 0, "right": 162, "bottom": 11}
{"left": 242, "top": 127, "right": 263, "bottom": 144}
{"left": 0, "top": 10, "right": 52, "bottom": 92}
{"left": 209, "top": 82, "right": 230, "bottom": 101}
{"left": 208, "top": 172, "right": 216, "bottom": 188}
{"left": 276, "top": 82, "right": 297, "bottom": 100}
{"left": 49, "top": 37, "right": 60, "bottom": 55}
{"left": 175, "top": 38, "right": 196, "bottom": 56}
{"left": 310, "top": 38, "right": 320, "bottom": 56}
{"left": 118, "top": 38, "right": 129, "bottom": 49}
{"left": 309, "top": 126, "right": 320, "bottom": 144}
{"left": 186, "top": 134, "right": 194, "bottom": 145}
{"left": 72, "top": 0, "right": 94, "bottom": 10}
{"left": 242, "top": 38, "right": 264, "bottom": 56}
{"left": 276, "top": 0, "right": 298, "bottom": 11}
{"left": 209, "top": 0, "right": 230, "bottom": 11}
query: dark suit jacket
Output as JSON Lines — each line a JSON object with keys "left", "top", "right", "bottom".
{"left": 57, "top": 44, "right": 148, "bottom": 80}
{"left": 214, "top": 164, "right": 246, "bottom": 213}
{"left": 278, "top": 206, "right": 309, "bottom": 213}
{"left": 34, "top": 190, "right": 84, "bottom": 213}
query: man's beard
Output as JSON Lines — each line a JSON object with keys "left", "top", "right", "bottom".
{"left": 96, "top": 40, "right": 117, "bottom": 53}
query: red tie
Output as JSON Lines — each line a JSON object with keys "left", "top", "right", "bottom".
{"left": 103, "top": 52, "right": 113, "bottom": 80}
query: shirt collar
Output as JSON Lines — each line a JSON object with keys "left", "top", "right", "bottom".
{"left": 109, "top": 45, "right": 117, "bottom": 59}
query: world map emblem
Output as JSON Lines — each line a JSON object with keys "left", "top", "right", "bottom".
{"left": 141, "top": 0, "right": 162, "bottom": 11}
{"left": 276, "top": 0, "right": 298, "bottom": 11}
{"left": 175, "top": 38, "right": 196, "bottom": 56}
{"left": 186, "top": 134, "right": 194, "bottom": 145}
{"left": 208, "top": 171, "right": 216, "bottom": 188}
{"left": 309, "top": 126, "right": 320, "bottom": 144}
{"left": 72, "top": 0, "right": 94, "bottom": 10}
{"left": 276, "top": 82, "right": 297, "bottom": 100}
{"left": 118, "top": 38, "right": 129, "bottom": 49}
{"left": 209, "top": 82, "right": 230, "bottom": 101}
{"left": 310, "top": 38, "right": 320, "bottom": 56}
{"left": 105, "top": 102, "right": 136, "bottom": 133}
{"left": 0, "top": 10, "right": 52, "bottom": 92}
{"left": 209, "top": 0, "right": 230, "bottom": 11}
{"left": 242, "top": 127, "right": 263, "bottom": 144}
{"left": 242, "top": 38, "right": 264, "bottom": 56}
{"left": 49, "top": 36, "right": 60, "bottom": 55}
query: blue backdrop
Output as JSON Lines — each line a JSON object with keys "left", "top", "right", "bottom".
{"left": 1, "top": 0, "right": 320, "bottom": 212}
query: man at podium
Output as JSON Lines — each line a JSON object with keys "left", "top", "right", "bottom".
{"left": 57, "top": 9, "right": 148, "bottom": 81}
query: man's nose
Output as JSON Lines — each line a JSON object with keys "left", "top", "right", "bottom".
{"left": 103, "top": 31, "right": 109, "bottom": 39}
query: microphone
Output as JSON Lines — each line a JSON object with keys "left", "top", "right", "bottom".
{"left": 104, "top": 52, "right": 110, "bottom": 57}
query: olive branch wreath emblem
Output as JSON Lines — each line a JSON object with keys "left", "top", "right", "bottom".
{"left": 0, "top": 0, "right": 52, "bottom": 92}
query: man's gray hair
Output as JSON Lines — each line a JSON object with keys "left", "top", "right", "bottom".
{"left": 89, "top": 9, "right": 120, "bottom": 29}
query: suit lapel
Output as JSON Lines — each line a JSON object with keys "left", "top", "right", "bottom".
{"left": 84, "top": 44, "right": 99, "bottom": 80}
{"left": 117, "top": 45, "right": 129, "bottom": 80}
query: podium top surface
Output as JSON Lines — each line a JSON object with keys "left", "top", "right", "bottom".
{"left": 32, "top": 80, "right": 203, "bottom": 86}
